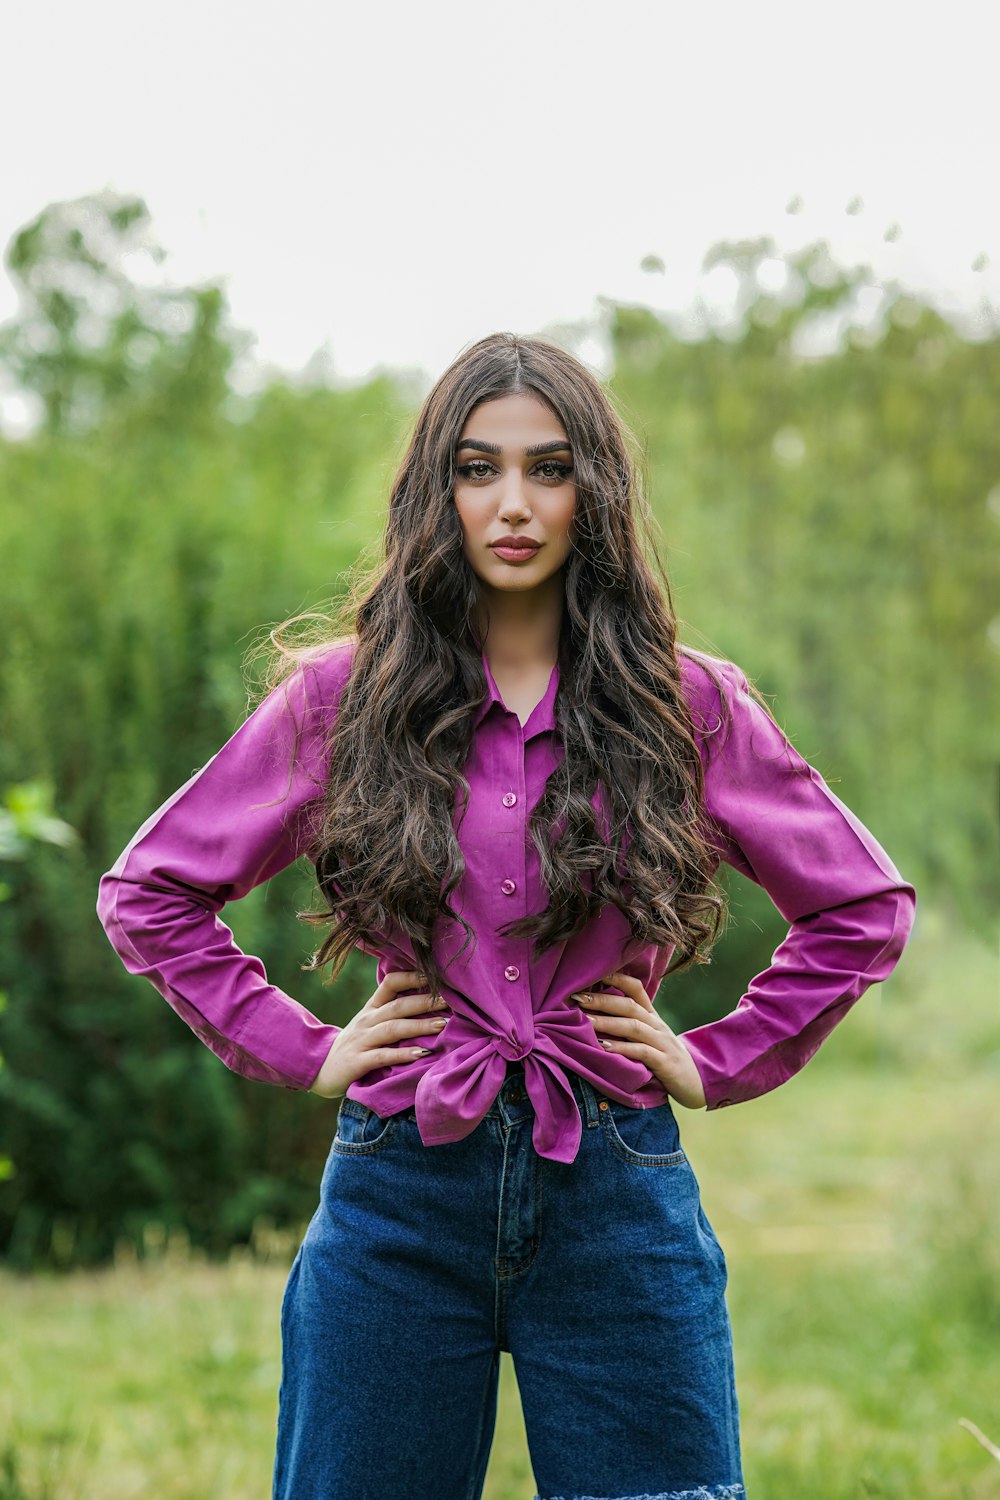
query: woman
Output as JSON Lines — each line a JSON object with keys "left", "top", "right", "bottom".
{"left": 97, "top": 331, "right": 916, "bottom": 1500}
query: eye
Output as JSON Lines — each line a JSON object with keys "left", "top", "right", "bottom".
{"left": 455, "top": 460, "right": 574, "bottom": 482}
{"left": 535, "top": 460, "right": 574, "bottom": 481}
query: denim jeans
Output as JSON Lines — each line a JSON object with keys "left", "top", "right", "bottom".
{"left": 272, "top": 1063, "right": 745, "bottom": 1500}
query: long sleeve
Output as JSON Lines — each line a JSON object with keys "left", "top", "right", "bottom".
{"left": 96, "top": 647, "right": 351, "bottom": 1090}
{"left": 678, "top": 656, "right": 916, "bottom": 1108}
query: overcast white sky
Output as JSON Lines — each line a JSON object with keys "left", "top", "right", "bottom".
{"left": 2, "top": 0, "right": 997, "bottom": 409}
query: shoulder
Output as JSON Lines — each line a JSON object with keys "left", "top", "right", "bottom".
{"left": 248, "top": 637, "right": 357, "bottom": 745}
{"left": 677, "top": 645, "right": 811, "bottom": 794}
{"left": 284, "top": 635, "right": 358, "bottom": 711}
{"left": 676, "top": 646, "right": 750, "bottom": 737}
{"left": 676, "top": 646, "right": 791, "bottom": 775}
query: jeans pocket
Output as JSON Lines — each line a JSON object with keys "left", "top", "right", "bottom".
{"left": 332, "top": 1099, "right": 398, "bottom": 1154}
{"left": 598, "top": 1097, "right": 689, "bottom": 1167}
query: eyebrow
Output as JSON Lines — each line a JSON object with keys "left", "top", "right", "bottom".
{"left": 455, "top": 438, "right": 573, "bottom": 458}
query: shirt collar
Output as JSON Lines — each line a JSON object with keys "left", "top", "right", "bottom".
{"left": 473, "top": 644, "right": 560, "bottom": 738}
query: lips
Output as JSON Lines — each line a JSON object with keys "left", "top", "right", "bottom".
{"left": 490, "top": 540, "right": 541, "bottom": 552}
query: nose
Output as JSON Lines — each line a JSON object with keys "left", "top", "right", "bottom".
{"left": 497, "top": 475, "right": 532, "bottom": 520}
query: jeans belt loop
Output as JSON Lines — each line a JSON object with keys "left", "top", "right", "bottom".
{"left": 578, "top": 1075, "right": 601, "bottom": 1129}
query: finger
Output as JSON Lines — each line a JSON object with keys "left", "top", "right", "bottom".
{"left": 573, "top": 987, "right": 646, "bottom": 1017}
{"left": 596, "top": 1027, "right": 683, "bottom": 1056}
{"left": 595, "top": 1037, "right": 658, "bottom": 1062}
{"left": 371, "top": 970, "right": 429, "bottom": 1008}
{"left": 385, "top": 989, "right": 448, "bottom": 1014}
{"left": 601, "top": 972, "right": 655, "bottom": 1011}
{"left": 588, "top": 1005, "right": 674, "bottom": 1044}
{"left": 405, "top": 991, "right": 450, "bottom": 1012}
{"left": 365, "top": 1044, "right": 437, "bottom": 1067}
{"left": 367, "top": 1013, "right": 450, "bottom": 1047}
{"left": 587, "top": 1012, "right": 659, "bottom": 1044}
{"left": 572, "top": 989, "right": 631, "bottom": 1013}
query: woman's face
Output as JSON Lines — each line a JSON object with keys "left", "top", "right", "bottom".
{"left": 452, "top": 391, "right": 576, "bottom": 596}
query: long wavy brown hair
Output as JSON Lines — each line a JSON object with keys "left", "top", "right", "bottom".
{"left": 247, "top": 331, "right": 732, "bottom": 999}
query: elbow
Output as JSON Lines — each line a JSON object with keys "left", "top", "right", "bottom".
{"left": 95, "top": 869, "right": 119, "bottom": 938}
{"left": 95, "top": 876, "right": 114, "bottom": 918}
{"left": 872, "top": 881, "right": 917, "bottom": 981}
{"left": 95, "top": 868, "right": 140, "bottom": 967}
{"left": 891, "top": 881, "right": 917, "bottom": 959}
{"left": 94, "top": 870, "right": 128, "bottom": 960}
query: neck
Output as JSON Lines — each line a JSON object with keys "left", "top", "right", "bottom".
{"left": 472, "top": 575, "right": 563, "bottom": 670}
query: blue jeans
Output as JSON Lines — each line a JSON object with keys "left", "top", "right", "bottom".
{"left": 272, "top": 1063, "right": 745, "bottom": 1500}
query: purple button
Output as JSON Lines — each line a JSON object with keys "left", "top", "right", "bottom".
{"left": 504, "top": 965, "right": 520, "bottom": 982}
{"left": 500, "top": 879, "right": 516, "bottom": 895}
{"left": 501, "top": 791, "right": 517, "bottom": 808}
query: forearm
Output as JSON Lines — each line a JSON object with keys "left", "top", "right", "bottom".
{"left": 94, "top": 653, "right": 355, "bottom": 1089}
{"left": 680, "top": 885, "right": 915, "bottom": 1108}
{"left": 98, "top": 867, "right": 341, "bottom": 1088}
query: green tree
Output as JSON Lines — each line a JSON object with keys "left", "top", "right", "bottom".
{"left": 0, "top": 189, "right": 249, "bottom": 438}
{"left": 0, "top": 192, "right": 410, "bottom": 1268}
{"left": 0, "top": 782, "right": 77, "bottom": 1183}
{"left": 605, "top": 237, "right": 998, "bottom": 1022}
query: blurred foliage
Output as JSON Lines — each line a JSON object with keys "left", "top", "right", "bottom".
{"left": 0, "top": 191, "right": 995, "bottom": 1268}
{"left": 0, "top": 780, "right": 78, "bottom": 862}
{"left": 610, "top": 238, "right": 998, "bottom": 1026}
{"left": 0, "top": 781, "right": 77, "bottom": 1189}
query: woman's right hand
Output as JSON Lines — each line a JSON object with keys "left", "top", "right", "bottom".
{"left": 308, "top": 970, "right": 451, "bottom": 1099}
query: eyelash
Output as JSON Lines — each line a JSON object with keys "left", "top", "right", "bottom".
{"left": 455, "top": 460, "right": 574, "bottom": 483}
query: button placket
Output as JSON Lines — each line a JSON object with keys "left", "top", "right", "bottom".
{"left": 498, "top": 745, "right": 531, "bottom": 1059}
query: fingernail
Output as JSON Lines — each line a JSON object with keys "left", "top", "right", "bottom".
{"left": 413, "top": 1047, "right": 432, "bottom": 1056}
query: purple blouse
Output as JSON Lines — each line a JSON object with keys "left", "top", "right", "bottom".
{"left": 96, "top": 640, "right": 915, "bottom": 1165}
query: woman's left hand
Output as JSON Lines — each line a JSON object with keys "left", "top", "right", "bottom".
{"left": 571, "top": 971, "right": 707, "bottom": 1109}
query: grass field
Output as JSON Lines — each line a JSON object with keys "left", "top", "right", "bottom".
{"left": 3, "top": 919, "right": 998, "bottom": 1498}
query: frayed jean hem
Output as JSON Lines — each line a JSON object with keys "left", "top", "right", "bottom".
{"left": 535, "top": 1485, "right": 747, "bottom": 1500}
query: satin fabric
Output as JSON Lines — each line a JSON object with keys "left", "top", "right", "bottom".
{"left": 96, "top": 640, "right": 915, "bottom": 1164}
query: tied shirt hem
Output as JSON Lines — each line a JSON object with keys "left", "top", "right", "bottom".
{"left": 346, "top": 1011, "right": 673, "bottom": 1165}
